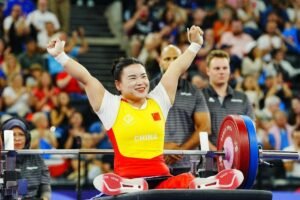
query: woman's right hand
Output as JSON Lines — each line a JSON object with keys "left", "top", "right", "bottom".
{"left": 47, "top": 38, "right": 66, "bottom": 57}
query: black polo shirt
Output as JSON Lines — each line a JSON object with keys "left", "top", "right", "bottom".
{"left": 202, "top": 85, "right": 254, "bottom": 145}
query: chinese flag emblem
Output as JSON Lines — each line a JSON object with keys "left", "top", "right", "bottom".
{"left": 152, "top": 112, "right": 161, "bottom": 121}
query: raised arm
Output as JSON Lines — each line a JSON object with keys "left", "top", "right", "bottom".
{"left": 47, "top": 39, "right": 105, "bottom": 112}
{"left": 160, "top": 26, "right": 203, "bottom": 104}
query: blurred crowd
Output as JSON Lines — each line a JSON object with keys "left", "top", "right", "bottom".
{"left": 122, "top": 0, "right": 300, "bottom": 181}
{"left": 0, "top": 0, "right": 113, "bottom": 184}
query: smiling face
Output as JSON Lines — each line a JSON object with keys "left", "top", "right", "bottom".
{"left": 115, "top": 63, "right": 149, "bottom": 105}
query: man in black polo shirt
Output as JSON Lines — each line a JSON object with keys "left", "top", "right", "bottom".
{"left": 151, "top": 44, "right": 211, "bottom": 175}
{"left": 202, "top": 50, "right": 254, "bottom": 150}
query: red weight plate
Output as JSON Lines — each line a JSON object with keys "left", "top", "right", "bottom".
{"left": 217, "top": 115, "right": 250, "bottom": 188}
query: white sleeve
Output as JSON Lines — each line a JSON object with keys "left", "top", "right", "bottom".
{"left": 3, "top": 17, "right": 11, "bottom": 31}
{"left": 50, "top": 13, "right": 60, "bottom": 30}
{"left": 148, "top": 82, "right": 172, "bottom": 120}
{"left": 95, "top": 90, "right": 121, "bottom": 130}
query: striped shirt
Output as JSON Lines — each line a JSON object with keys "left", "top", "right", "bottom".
{"left": 16, "top": 155, "right": 51, "bottom": 199}
{"left": 151, "top": 76, "right": 209, "bottom": 168}
{"left": 202, "top": 85, "right": 254, "bottom": 145}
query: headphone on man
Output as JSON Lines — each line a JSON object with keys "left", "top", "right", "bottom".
{"left": 0, "top": 117, "right": 31, "bottom": 149}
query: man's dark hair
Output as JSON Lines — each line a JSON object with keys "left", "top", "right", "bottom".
{"left": 111, "top": 57, "right": 144, "bottom": 81}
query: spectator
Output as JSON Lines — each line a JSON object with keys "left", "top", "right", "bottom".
{"left": 18, "top": 37, "right": 45, "bottom": 74}
{"left": 257, "top": 20, "right": 284, "bottom": 53}
{"left": 264, "top": 73, "right": 293, "bottom": 110}
{"left": 288, "top": 96, "right": 300, "bottom": 127}
{"left": 25, "top": 63, "right": 44, "bottom": 90}
{"left": 213, "top": 7, "right": 233, "bottom": 43}
{"left": 50, "top": 92, "right": 74, "bottom": 148}
{"left": 31, "top": 71, "right": 60, "bottom": 112}
{"left": 283, "top": 126, "right": 300, "bottom": 178}
{"left": 3, "top": 4, "right": 28, "bottom": 55}
{"left": 123, "top": 3, "right": 159, "bottom": 57}
{"left": 37, "top": 21, "right": 59, "bottom": 52}
{"left": 283, "top": 18, "right": 300, "bottom": 54}
{"left": 287, "top": 0, "right": 300, "bottom": 23}
{"left": 30, "top": 111, "right": 58, "bottom": 149}
{"left": 258, "top": 95, "right": 280, "bottom": 120}
{"left": 1, "top": 53, "right": 21, "bottom": 81}
{"left": 268, "top": 110, "right": 293, "bottom": 150}
{"left": 26, "top": 0, "right": 60, "bottom": 40}
{"left": 237, "top": 74, "right": 263, "bottom": 112}
{"left": 237, "top": 0, "right": 260, "bottom": 33}
{"left": 264, "top": 48, "right": 300, "bottom": 88}
{"left": 241, "top": 41, "right": 264, "bottom": 78}
{"left": 219, "top": 19, "right": 254, "bottom": 58}
{"left": 3, "top": 0, "right": 35, "bottom": 17}
{"left": 64, "top": 111, "right": 88, "bottom": 149}
{"left": 0, "top": 38, "right": 8, "bottom": 66}
{"left": 187, "top": 8, "right": 210, "bottom": 31}
{"left": 2, "top": 73, "right": 31, "bottom": 117}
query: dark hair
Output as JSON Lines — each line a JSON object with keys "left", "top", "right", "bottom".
{"left": 1, "top": 117, "right": 31, "bottom": 149}
{"left": 111, "top": 57, "right": 144, "bottom": 81}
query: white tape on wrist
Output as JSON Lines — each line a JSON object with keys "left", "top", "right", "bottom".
{"left": 188, "top": 42, "right": 202, "bottom": 54}
{"left": 55, "top": 52, "right": 70, "bottom": 66}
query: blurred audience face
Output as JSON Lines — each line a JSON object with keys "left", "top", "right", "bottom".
{"left": 274, "top": 111, "right": 287, "bottom": 128}
{"left": 204, "top": 29, "right": 214, "bottom": 43}
{"left": 58, "top": 92, "right": 70, "bottom": 106}
{"left": 266, "top": 21, "right": 278, "bottom": 35}
{"left": 292, "top": 129, "right": 300, "bottom": 147}
{"left": 38, "top": 0, "right": 48, "bottom": 12}
{"left": 220, "top": 8, "right": 233, "bottom": 21}
{"left": 33, "top": 112, "right": 49, "bottom": 129}
{"left": 70, "top": 112, "right": 84, "bottom": 128}
{"left": 243, "top": 75, "right": 257, "bottom": 90}
{"left": 40, "top": 72, "right": 52, "bottom": 87}
{"left": 291, "top": 98, "right": 300, "bottom": 114}
{"left": 11, "top": 73, "right": 23, "bottom": 88}
{"left": 11, "top": 5, "right": 22, "bottom": 19}
{"left": 232, "top": 20, "right": 243, "bottom": 35}
{"left": 26, "top": 40, "right": 37, "bottom": 53}
{"left": 139, "top": 6, "right": 149, "bottom": 21}
{"left": 192, "top": 8, "right": 206, "bottom": 24}
{"left": 159, "top": 45, "right": 181, "bottom": 72}
{"left": 6, "top": 54, "right": 18, "bottom": 69}
{"left": 45, "top": 22, "right": 55, "bottom": 34}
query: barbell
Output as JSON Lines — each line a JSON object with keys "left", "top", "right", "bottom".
{"left": 1, "top": 115, "right": 299, "bottom": 189}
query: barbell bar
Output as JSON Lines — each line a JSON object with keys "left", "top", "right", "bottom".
{"left": 1, "top": 149, "right": 299, "bottom": 159}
